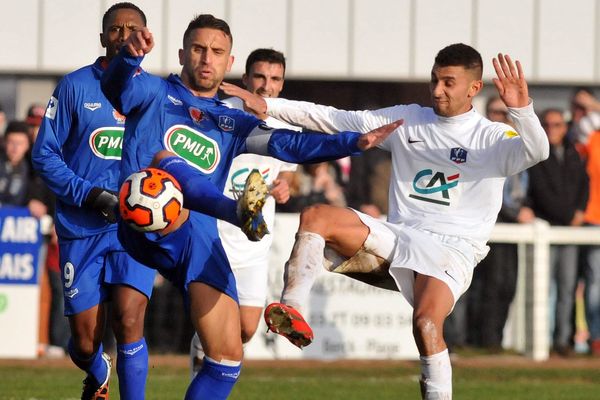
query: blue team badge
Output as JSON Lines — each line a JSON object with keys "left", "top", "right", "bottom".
{"left": 219, "top": 115, "right": 235, "bottom": 131}
{"left": 450, "top": 147, "right": 467, "bottom": 164}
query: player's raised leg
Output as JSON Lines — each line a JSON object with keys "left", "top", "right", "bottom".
{"left": 265, "top": 204, "right": 371, "bottom": 347}
{"left": 152, "top": 151, "right": 269, "bottom": 241}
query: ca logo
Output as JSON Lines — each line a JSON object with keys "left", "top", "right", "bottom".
{"left": 409, "top": 169, "right": 459, "bottom": 206}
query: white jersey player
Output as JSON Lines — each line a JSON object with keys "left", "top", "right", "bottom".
{"left": 222, "top": 44, "right": 549, "bottom": 399}
{"left": 190, "top": 49, "right": 298, "bottom": 377}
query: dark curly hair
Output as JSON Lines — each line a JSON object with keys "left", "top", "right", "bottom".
{"left": 435, "top": 43, "right": 482, "bottom": 79}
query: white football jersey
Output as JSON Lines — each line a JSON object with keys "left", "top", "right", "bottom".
{"left": 218, "top": 97, "right": 299, "bottom": 268}
{"left": 265, "top": 97, "right": 549, "bottom": 260}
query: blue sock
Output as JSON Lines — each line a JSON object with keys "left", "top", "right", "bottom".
{"left": 158, "top": 156, "right": 239, "bottom": 226}
{"left": 68, "top": 339, "right": 109, "bottom": 386}
{"left": 184, "top": 357, "right": 241, "bottom": 400}
{"left": 117, "top": 338, "right": 148, "bottom": 400}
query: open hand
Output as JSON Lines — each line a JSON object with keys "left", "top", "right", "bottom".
{"left": 357, "top": 120, "right": 403, "bottom": 150}
{"left": 492, "top": 53, "right": 528, "bottom": 108}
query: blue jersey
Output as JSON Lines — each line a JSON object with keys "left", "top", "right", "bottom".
{"left": 32, "top": 58, "right": 127, "bottom": 239}
{"left": 101, "top": 50, "right": 364, "bottom": 191}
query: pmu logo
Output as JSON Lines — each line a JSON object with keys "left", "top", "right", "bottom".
{"left": 408, "top": 169, "right": 459, "bottom": 206}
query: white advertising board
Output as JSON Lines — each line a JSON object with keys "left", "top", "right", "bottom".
{"left": 244, "top": 214, "right": 419, "bottom": 360}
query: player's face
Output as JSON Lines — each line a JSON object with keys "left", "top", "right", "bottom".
{"left": 429, "top": 65, "right": 482, "bottom": 117}
{"left": 242, "top": 61, "right": 285, "bottom": 98}
{"left": 179, "top": 28, "right": 234, "bottom": 97}
{"left": 100, "top": 9, "right": 145, "bottom": 61}
{"left": 541, "top": 111, "right": 568, "bottom": 146}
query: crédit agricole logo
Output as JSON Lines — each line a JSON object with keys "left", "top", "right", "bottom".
{"left": 163, "top": 124, "right": 221, "bottom": 173}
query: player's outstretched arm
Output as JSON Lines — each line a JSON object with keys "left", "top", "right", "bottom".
{"left": 246, "top": 120, "right": 402, "bottom": 164}
{"left": 492, "top": 53, "right": 529, "bottom": 108}
{"left": 220, "top": 82, "right": 267, "bottom": 118}
{"left": 101, "top": 27, "right": 158, "bottom": 115}
{"left": 357, "top": 119, "right": 403, "bottom": 150}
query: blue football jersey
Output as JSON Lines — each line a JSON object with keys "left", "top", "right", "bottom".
{"left": 32, "top": 58, "right": 129, "bottom": 239}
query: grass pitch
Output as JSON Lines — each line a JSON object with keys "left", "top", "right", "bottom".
{"left": 0, "top": 355, "right": 599, "bottom": 399}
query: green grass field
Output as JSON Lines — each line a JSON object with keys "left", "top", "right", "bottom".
{"left": 1, "top": 355, "right": 599, "bottom": 399}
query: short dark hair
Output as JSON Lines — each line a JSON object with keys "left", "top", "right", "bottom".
{"left": 4, "top": 120, "right": 30, "bottom": 138}
{"left": 434, "top": 43, "right": 483, "bottom": 79}
{"left": 183, "top": 14, "right": 232, "bottom": 48}
{"left": 245, "top": 48, "right": 286, "bottom": 76}
{"left": 102, "top": 2, "right": 147, "bottom": 33}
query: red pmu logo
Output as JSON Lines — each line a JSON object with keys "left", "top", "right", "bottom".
{"left": 189, "top": 107, "right": 204, "bottom": 124}
{"left": 112, "top": 109, "right": 126, "bottom": 124}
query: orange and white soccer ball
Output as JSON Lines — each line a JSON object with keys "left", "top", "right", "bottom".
{"left": 119, "top": 168, "right": 183, "bottom": 232}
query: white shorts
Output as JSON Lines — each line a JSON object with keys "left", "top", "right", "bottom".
{"left": 351, "top": 210, "right": 477, "bottom": 307}
{"left": 231, "top": 261, "right": 268, "bottom": 307}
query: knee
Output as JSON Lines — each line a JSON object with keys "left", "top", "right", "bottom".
{"left": 112, "top": 303, "right": 146, "bottom": 339}
{"left": 151, "top": 150, "right": 176, "bottom": 167}
{"left": 299, "top": 204, "right": 331, "bottom": 229}
{"left": 412, "top": 313, "right": 444, "bottom": 345}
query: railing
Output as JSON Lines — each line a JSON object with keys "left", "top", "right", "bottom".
{"left": 490, "top": 221, "right": 600, "bottom": 361}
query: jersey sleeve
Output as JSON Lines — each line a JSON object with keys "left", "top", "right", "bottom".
{"left": 101, "top": 48, "right": 163, "bottom": 115}
{"left": 244, "top": 124, "right": 363, "bottom": 163}
{"left": 492, "top": 102, "right": 550, "bottom": 176}
{"left": 31, "top": 77, "right": 93, "bottom": 206}
{"left": 265, "top": 98, "right": 409, "bottom": 151}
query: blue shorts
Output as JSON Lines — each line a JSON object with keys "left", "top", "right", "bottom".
{"left": 117, "top": 211, "right": 238, "bottom": 307}
{"left": 59, "top": 229, "right": 156, "bottom": 316}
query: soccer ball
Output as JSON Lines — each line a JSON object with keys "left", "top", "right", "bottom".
{"left": 119, "top": 168, "right": 184, "bottom": 232}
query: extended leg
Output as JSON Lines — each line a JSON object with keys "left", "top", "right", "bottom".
{"left": 152, "top": 151, "right": 269, "bottom": 241}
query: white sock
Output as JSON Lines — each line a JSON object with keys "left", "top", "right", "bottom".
{"left": 280, "top": 231, "right": 325, "bottom": 313}
{"left": 190, "top": 332, "right": 204, "bottom": 380}
{"left": 419, "top": 349, "right": 452, "bottom": 399}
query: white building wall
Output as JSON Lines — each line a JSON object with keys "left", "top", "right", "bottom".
{"left": 0, "top": 0, "right": 598, "bottom": 83}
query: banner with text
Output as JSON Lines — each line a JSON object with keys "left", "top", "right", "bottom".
{"left": 244, "top": 214, "right": 419, "bottom": 360}
{"left": 0, "top": 207, "right": 44, "bottom": 359}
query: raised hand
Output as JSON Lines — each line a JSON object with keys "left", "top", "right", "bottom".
{"left": 357, "top": 119, "right": 403, "bottom": 150}
{"left": 492, "top": 53, "right": 529, "bottom": 108}
{"left": 124, "top": 27, "right": 154, "bottom": 57}
{"left": 220, "top": 82, "right": 268, "bottom": 118}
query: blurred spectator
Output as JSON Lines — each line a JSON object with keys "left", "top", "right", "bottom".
{"left": 527, "top": 108, "right": 589, "bottom": 357}
{"left": 277, "top": 162, "right": 346, "bottom": 212}
{"left": 578, "top": 126, "right": 600, "bottom": 356}
{"left": 0, "top": 102, "right": 6, "bottom": 141}
{"left": 345, "top": 148, "right": 391, "bottom": 218}
{"left": 567, "top": 88, "right": 600, "bottom": 145}
{"left": 0, "top": 121, "right": 31, "bottom": 206}
{"left": 25, "top": 103, "right": 45, "bottom": 142}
